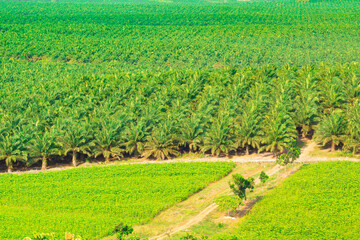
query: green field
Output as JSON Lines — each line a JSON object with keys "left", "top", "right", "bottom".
{"left": 1, "top": 0, "right": 360, "bottom": 238}
{"left": 1, "top": 0, "right": 360, "bottom": 70}
{"left": 216, "top": 162, "right": 360, "bottom": 239}
{"left": 0, "top": 161, "right": 234, "bottom": 239}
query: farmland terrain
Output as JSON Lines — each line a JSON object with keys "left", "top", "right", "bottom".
{"left": 1, "top": 0, "right": 360, "bottom": 239}
{"left": 0, "top": 162, "right": 234, "bottom": 239}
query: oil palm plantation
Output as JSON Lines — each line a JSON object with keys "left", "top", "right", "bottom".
{"left": 235, "top": 105, "right": 262, "bottom": 155}
{"left": 123, "top": 121, "right": 150, "bottom": 157}
{"left": 314, "top": 111, "right": 347, "bottom": 152}
{"left": 293, "top": 91, "right": 319, "bottom": 138}
{"left": 344, "top": 102, "right": 360, "bottom": 153}
{"left": 201, "top": 117, "right": 236, "bottom": 157}
{"left": 179, "top": 115, "right": 204, "bottom": 152}
{"left": 142, "top": 120, "right": 179, "bottom": 160}
{"left": 0, "top": 133, "right": 26, "bottom": 172}
{"left": 260, "top": 108, "right": 297, "bottom": 156}
{"left": 58, "top": 122, "right": 92, "bottom": 167}
{"left": 92, "top": 121, "right": 125, "bottom": 163}
{"left": 28, "top": 130, "right": 58, "bottom": 171}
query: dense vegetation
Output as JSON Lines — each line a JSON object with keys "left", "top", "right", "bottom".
{"left": 0, "top": 161, "right": 234, "bottom": 239}
{"left": 1, "top": 0, "right": 360, "bottom": 70}
{"left": 215, "top": 162, "right": 360, "bottom": 239}
{"left": 1, "top": 0, "right": 360, "bottom": 172}
{"left": 1, "top": 62, "right": 360, "bottom": 172}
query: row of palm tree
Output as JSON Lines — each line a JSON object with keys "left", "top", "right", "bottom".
{"left": 1, "top": 64, "right": 360, "bottom": 172}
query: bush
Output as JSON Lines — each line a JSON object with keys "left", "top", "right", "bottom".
{"left": 259, "top": 171, "right": 269, "bottom": 183}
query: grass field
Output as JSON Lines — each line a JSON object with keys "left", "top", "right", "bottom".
{"left": 0, "top": 162, "right": 234, "bottom": 239}
{"left": 215, "top": 162, "right": 360, "bottom": 239}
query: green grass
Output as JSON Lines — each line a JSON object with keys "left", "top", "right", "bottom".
{"left": 0, "top": 162, "right": 235, "bottom": 239}
{"left": 216, "top": 162, "right": 360, "bottom": 239}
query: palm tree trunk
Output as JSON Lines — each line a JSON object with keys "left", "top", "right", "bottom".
{"left": 302, "top": 130, "right": 306, "bottom": 138}
{"left": 105, "top": 156, "right": 110, "bottom": 164}
{"left": 331, "top": 141, "right": 336, "bottom": 152}
{"left": 6, "top": 159, "right": 13, "bottom": 173}
{"left": 42, "top": 156, "right": 47, "bottom": 171}
{"left": 72, "top": 150, "right": 77, "bottom": 167}
{"left": 245, "top": 145, "right": 249, "bottom": 155}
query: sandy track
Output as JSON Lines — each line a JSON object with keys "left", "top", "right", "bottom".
{"left": 150, "top": 164, "right": 280, "bottom": 240}
{"left": 2, "top": 155, "right": 275, "bottom": 175}
{"left": 150, "top": 203, "right": 219, "bottom": 240}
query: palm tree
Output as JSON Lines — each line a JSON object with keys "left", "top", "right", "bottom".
{"left": 58, "top": 123, "right": 91, "bottom": 167}
{"left": 92, "top": 121, "right": 124, "bottom": 163}
{"left": 343, "top": 73, "right": 360, "bottom": 104}
{"left": 143, "top": 131, "right": 179, "bottom": 160}
{"left": 201, "top": 118, "right": 236, "bottom": 157}
{"left": 235, "top": 106, "right": 262, "bottom": 155}
{"left": 319, "top": 76, "right": 346, "bottom": 112}
{"left": 28, "top": 130, "right": 58, "bottom": 171}
{"left": 179, "top": 115, "right": 204, "bottom": 152}
{"left": 293, "top": 91, "right": 319, "bottom": 138}
{"left": 0, "top": 133, "right": 26, "bottom": 172}
{"left": 343, "top": 102, "right": 360, "bottom": 154}
{"left": 314, "top": 111, "right": 346, "bottom": 152}
{"left": 123, "top": 121, "right": 149, "bottom": 157}
{"left": 260, "top": 109, "right": 297, "bottom": 156}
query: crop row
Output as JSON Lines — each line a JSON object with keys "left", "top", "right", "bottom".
{"left": 0, "top": 62, "right": 360, "bottom": 171}
{"left": 0, "top": 1, "right": 360, "bottom": 69}
{"left": 0, "top": 161, "right": 235, "bottom": 239}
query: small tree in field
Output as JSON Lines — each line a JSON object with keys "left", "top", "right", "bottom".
{"left": 276, "top": 140, "right": 301, "bottom": 172}
{"left": 259, "top": 171, "right": 269, "bottom": 183}
{"left": 113, "top": 223, "right": 133, "bottom": 240}
{"left": 229, "top": 174, "right": 254, "bottom": 200}
{"left": 215, "top": 195, "right": 241, "bottom": 217}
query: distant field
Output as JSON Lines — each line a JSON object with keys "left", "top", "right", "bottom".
{"left": 1, "top": 0, "right": 360, "bottom": 71}
{"left": 0, "top": 162, "right": 234, "bottom": 239}
{"left": 216, "top": 162, "right": 360, "bottom": 239}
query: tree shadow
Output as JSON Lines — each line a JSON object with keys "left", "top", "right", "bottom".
{"left": 232, "top": 196, "right": 263, "bottom": 218}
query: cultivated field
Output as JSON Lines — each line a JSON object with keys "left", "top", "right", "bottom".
{"left": 214, "top": 162, "right": 360, "bottom": 239}
{"left": 1, "top": 0, "right": 360, "bottom": 239}
{"left": 0, "top": 162, "right": 234, "bottom": 239}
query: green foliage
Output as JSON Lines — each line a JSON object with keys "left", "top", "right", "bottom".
{"left": 314, "top": 111, "right": 347, "bottom": 151}
{"left": 276, "top": 140, "right": 301, "bottom": 166}
{"left": 113, "top": 223, "right": 133, "bottom": 240}
{"left": 0, "top": 131, "right": 27, "bottom": 172}
{"left": 24, "top": 232, "right": 83, "bottom": 240}
{"left": 259, "top": 171, "right": 269, "bottom": 184}
{"left": 1, "top": 1, "right": 360, "bottom": 69}
{"left": 24, "top": 233, "right": 56, "bottom": 240}
{"left": 229, "top": 174, "right": 254, "bottom": 200}
{"left": 1, "top": 1, "right": 360, "bottom": 171}
{"left": 201, "top": 118, "right": 236, "bottom": 157}
{"left": 0, "top": 162, "right": 234, "bottom": 239}
{"left": 223, "top": 162, "right": 360, "bottom": 239}
{"left": 215, "top": 195, "right": 241, "bottom": 216}
{"left": 180, "top": 233, "right": 208, "bottom": 240}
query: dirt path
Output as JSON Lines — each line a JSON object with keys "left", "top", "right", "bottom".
{"left": 2, "top": 154, "right": 275, "bottom": 175}
{"left": 297, "top": 140, "right": 360, "bottom": 163}
{"left": 150, "top": 203, "right": 219, "bottom": 240}
{"left": 148, "top": 164, "right": 280, "bottom": 240}
{"left": 299, "top": 140, "right": 317, "bottom": 160}
{"left": 4, "top": 140, "right": 360, "bottom": 175}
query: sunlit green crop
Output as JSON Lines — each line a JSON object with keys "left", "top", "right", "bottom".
{"left": 217, "top": 162, "right": 360, "bottom": 239}
{"left": 0, "top": 161, "right": 234, "bottom": 239}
